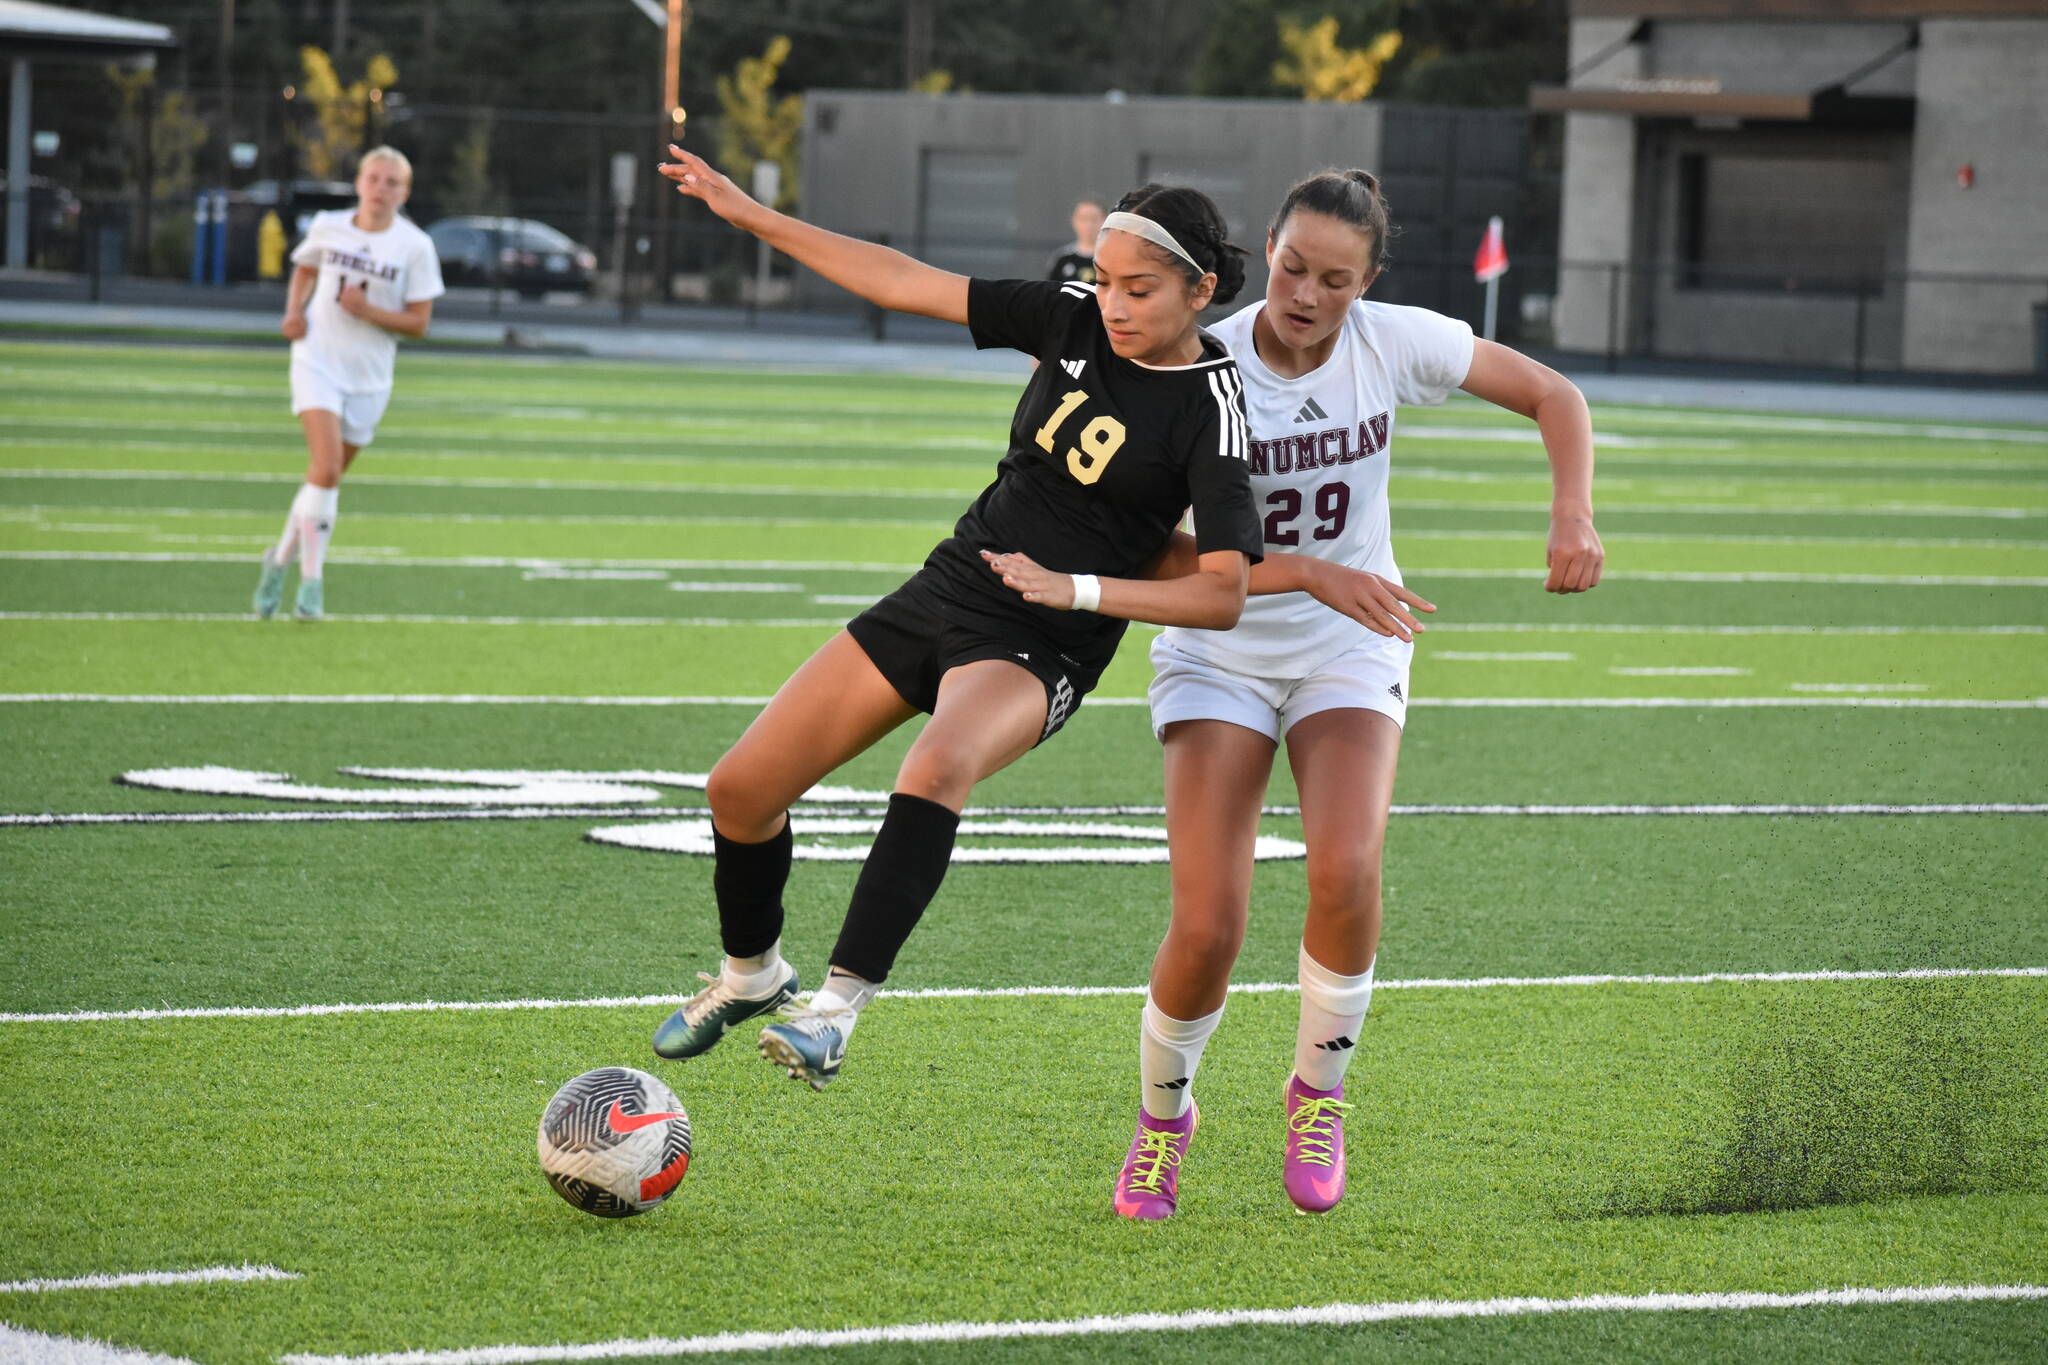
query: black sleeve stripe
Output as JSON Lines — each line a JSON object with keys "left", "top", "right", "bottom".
{"left": 1206, "top": 369, "right": 1249, "bottom": 463}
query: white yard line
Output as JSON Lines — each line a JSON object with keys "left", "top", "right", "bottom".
{"left": 4, "top": 967, "right": 2040, "bottom": 1025}
{"left": 1, "top": 693, "right": 2043, "bottom": 709}
{"left": 0, "top": 1265, "right": 297, "bottom": 1294}
{"left": 0, "top": 1324, "right": 198, "bottom": 1365}
{"left": 275, "top": 1284, "right": 2048, "bottom": 1364}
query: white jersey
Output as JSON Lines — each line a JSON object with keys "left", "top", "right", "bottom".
{"left": 289, "top": 209, "right": 444, "bottom": 393}
{"left": 1162, "top": 297, "right": 1473, "bottom": 677}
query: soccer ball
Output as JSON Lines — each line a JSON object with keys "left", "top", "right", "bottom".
{"left": 537, "top": 1067, "right": 692, "bottom": 1218}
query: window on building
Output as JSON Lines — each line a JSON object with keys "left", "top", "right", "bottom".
{"left": 1678, "top": 152, "right": 1891, "bottom": 292}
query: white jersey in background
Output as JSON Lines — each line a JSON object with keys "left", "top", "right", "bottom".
{"left": 289, "top": 209, "right": 445, "bottom": 393}
{"left": 1163, "top": 297, "right": 1474, "bottom": 677}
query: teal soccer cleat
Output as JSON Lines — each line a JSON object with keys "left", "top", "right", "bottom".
{"left": 252, "top": 557, "right": 286, "bottom": 619}
{"left": 293, "top": 578, "right": 324, "bottom": 621}
{"left": 758, "top": 1007, "right": 852, "bottom": 1091}
{"left": 652, "top": 967, "right": 800, "bottom": 1060}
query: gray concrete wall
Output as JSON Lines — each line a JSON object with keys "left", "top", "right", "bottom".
{"left": 1554, "top": 18, "right": 1644, "bottom": 352}
{"left": 1902, "top": 19, "right": 2048, "bottom": 374}
{"left": 796, "top": 92, "right": 1393, "bottom": 309}
{"left": 1649, "top": 20, "right": 1916, "bottom": 95}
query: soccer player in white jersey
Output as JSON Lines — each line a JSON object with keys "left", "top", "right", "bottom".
{"left": 1118, "top": 169, "right": 1601, "bottom": 1217}
{"left": 253, "top": 146, "right": 444, "bottom": 621}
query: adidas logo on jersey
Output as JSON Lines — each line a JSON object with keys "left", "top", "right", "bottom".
{"left": 1059, "top": 358, "right": 1087, "bottom": 379}
{"left": 1293, "top": 396, "right": 1329, "bottom": 423}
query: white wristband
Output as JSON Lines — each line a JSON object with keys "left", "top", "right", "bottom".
{"left": 1069, "top": 574, "right": 1102, "bottom": 613}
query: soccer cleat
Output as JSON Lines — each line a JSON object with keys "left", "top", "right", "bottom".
{"left": 1112, "top": 1102, "right": 1198, "bottom": 1220}
{"left": 1283, "top": 1074, "right": 1352, "bottom": 1214}
{"left": 758, "top": 1006, "right": 852, "bottom": 1091}
{"left": 252, "top": 556, "right": 286, "bottom": 619}
{"left": 293, "top": 577, "right": 325, "bottom": 621}
{"left": 652, "top": 967, "right": 800, "bottom": 1060}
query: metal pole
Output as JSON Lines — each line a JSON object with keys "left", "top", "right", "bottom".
{"left": 5, "top": 58, "right": 29, "bottom": 270}
{"left": 1851, "top": 280, "right": 1868, "bottom": 383}
{"left": 1605, "top": 262, "right": 1621, "bottom": 373}
{"left": 1482, "top": 275, "right": 1499, "bottom": 342}
{"left": 217, "top": 0, "right": 235, "bottom": 190}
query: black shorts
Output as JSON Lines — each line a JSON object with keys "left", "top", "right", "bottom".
{"left": 846, "top": 573, "right": 1102, "bottom": 745}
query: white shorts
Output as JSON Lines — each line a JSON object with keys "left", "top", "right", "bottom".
{"left": 1148, "top": 631, "right": 1413, "bottom": 742}
{"left": 290, "top": 363, "right": 392, "bottom": 447}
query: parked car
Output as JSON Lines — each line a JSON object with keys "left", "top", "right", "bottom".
{"left": 426, "top": 216, "right": 597, "bottom": 297}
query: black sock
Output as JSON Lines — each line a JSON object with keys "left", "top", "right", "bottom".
{"left": 712, "top": 818, "right": 792, "bottom": 960}
{"left": 829, "top": 792, "right": 960, "bottom": 984}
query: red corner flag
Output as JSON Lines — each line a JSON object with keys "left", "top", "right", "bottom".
{"left": 1473, "top": 216, "right": 1508, "bottom": 282}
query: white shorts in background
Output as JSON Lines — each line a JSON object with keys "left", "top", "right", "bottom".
{"left": 290, "top": 362, "right": 393, "bottom": 446}
{"left": 1148, "top": 631, "right": 1413, "bottom": 742}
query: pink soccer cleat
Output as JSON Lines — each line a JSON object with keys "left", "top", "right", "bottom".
{"left": 1112, "top": 1102, "right": 1198, "bottom": 1220}
{"left": 1283, "top": 1074, "right": 1352, "bottom": 1214}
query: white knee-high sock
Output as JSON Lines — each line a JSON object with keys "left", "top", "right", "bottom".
{"left": 268, "top": 484, "right": 314, "bottom": 566}
{"left": 295, "top": 484, "right": 339, "bottom": 580}
{"left": 1140, "top": 992, "right": 1224, "bottom": 1121}
{"left": 1294, "top": 944, "right": 1374, "bottom": 1093}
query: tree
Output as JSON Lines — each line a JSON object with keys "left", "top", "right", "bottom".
{"left": 1273, "top": 16, "right": 1402, "bottom": 102}
{"left": 715, "top": 36, "right": 803, "bottom": 210}
{"left": 290, "top": 47, "right": 400, "bottom": 180}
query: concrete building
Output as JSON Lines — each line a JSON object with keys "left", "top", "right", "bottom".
{"left": 795, "top": 92, "right": 1537, "bottom": 324}
{"left": 1534, "top": 0, "right": 2048, "bottom": 376}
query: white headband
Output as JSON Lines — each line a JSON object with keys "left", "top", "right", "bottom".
{"left": 1101, "top": 210, "right": 1205, "bottom": 274}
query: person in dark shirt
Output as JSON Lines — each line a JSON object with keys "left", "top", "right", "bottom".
{"left": 647, "top": 143, "right": 1260, "bottom": 1091}
{"left": 1046, "top": 197, "right": 1104, "bottom": 284}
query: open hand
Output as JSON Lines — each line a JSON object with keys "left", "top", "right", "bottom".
{"left": 981, "top": 549, "right": 1076, "bottom": 610}
{"left": 1299, "top": 559, "right": 1435, "bottom": 641}
{"left": 657, "top": 144, "right": 757, "bottom": 224}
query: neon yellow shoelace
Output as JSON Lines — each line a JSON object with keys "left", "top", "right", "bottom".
{"left": 1287, "top": 1096, "right": 1354, "bottom": 1167}
{"left": 1126, "top": 1128, "right": 1184, "bottom": 1194}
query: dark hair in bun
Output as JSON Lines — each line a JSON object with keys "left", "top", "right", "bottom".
{"left": 1109, "top": 183, "right": 1248, "bottom": 306}
{"left": 1270, "top": 169, "right": 1394, "bottom": 274}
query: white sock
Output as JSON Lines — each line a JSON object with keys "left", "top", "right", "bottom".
{"left": 295, "top": 484, "right": 339, "bottom": 580}
{"left": 722, "top": 939, "right": 788, "bottom": 998}
{"left": 1294, "top": 944, "right": 1374, "bottom": 1092}
{"left": 1140, "top": 992, "right": 1224, "bottom": 1121}
{"left": 811, "top": 968, "right": 880, "bottom": 1043}
{"left": 268, "top": 486, "right": 311, "bottom": 566}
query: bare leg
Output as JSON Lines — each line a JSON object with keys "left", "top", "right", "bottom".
{"left": 894, "top": 658, "right": 1050, "bottom": 811}
{"left": 706, "top": 630, "right": 920, "bottom": 842}
{"left": 1285, "top": 708, "right": 1403, "bottom": 973}
{"left": 299, "top": 409, "right": 348, "bottom": 488}
{"left": 1149, "top": 719, "right": 1278, "bottom": 1019}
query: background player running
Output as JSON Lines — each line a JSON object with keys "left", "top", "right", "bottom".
{"left": 994, "top": 169, "right": 1603, "bottom": 1218}
{"left": 648, "top": 144, "right": 1262, "bottom": 1091}
{"left": 253, "top": 146, "right": 444, "bottom": 622}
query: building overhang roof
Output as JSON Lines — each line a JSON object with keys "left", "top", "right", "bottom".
{"left": 1530, "top": 82, "right": 1915, "bottom": 128}
{"left": 0, "top": 0, "right": 176, "bottom": 62}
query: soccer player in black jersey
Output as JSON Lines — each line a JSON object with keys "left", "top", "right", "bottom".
{"left": 647, "top": 144, "right": 1262, "bottom": 1090}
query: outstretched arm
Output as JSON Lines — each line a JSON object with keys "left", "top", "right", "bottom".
{"left": 1142, "top": 532, "right": 1436, "bottom": 642}
{"left": 1461, "top": 339, "right": 1603, "bottom": 594}
{"left": 659, "top": 144, "right": 968, "bottom": 325}
{"left": 982, "top": 549, "right": 1249, "bottom": 631}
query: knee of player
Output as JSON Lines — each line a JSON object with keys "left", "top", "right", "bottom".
{"left": 892, "top": 747, "right": 978, "bottom": 808}
{"left": 1305, "top": 857, "right": 1383, "bottom": 916}
{"left": 705, "top": 758, "right": 774, "bottom": 833}
{"left": 1165, "top": 900, "right": 1250, "bottom": 965}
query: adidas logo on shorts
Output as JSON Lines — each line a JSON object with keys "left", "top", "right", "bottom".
{"left": 1388, "top": 682, "right": 1404, "bottom": 702}
{"left": 1041, "top": 675, "right": 1076, "bottom": 741}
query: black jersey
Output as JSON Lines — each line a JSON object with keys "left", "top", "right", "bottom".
{"left": 1047, "top": 246, "right": 1097, "bottom": 285}
{"left": 913, "top": 276, "right": 1262, "bottom": 673}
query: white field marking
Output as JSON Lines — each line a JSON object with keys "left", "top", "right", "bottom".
{"left": 1415, "top": 569, "right": 2048, "bottom": 586}
{"left": 0, "top": 613, "right": 849, "bottom": 627}
{"left": 3, "top": 694, "right": 2045, "bottom": 709}
{"left": 1432, "top": 651, "right": 1575, "bottom": 662}
{"left": 115, "top": 766, "right": 663, "bottom": 807}
{"left": 664, "top": 581, "right": 804, "bottom": 593}
{"left": 7, "top": 968, "right": 2044, "bottom": 1026}
{"left": 0, "top": 549, "right": 923, "bottom": 573}
{"left": 9, "top": 802, "right": 2046, "bottom": 830}
{"left": 1401, "top": 528, "right": 2048, "bottom": 550}
{"left": 1789, "top": 682, "right": 1930, "bottom": 693}
{"left": 279, "top": 1285, "right": 2048, "bottom": 1364}
{"left": 0, "top": 1323, "right": 198, "bottom": 1365}
{"left": 811, "top": 594, "right": 880, "bottom": 605}
{"left": 0, "top": 1265, "right": 298, "bottom": 1294}
{"left": 585, "top": 816, "right": 1306, "bottom": 864}
{"left": 5, "top": 503, "right": 943, "bottom": 532}
{"left": 1612, "top": 666, "right": 1754, "bottom": 676}
{"left": 15, "top": 468, "right": 2048, "bottom": 522}
{"left": 0, "top": 420, "right": 996, "bottom": 455}
{"left": 519, "top": 569, "right": 668, "bottom": 581}
{"left": 0, "top": 467, "right": 968, "bottom": 503}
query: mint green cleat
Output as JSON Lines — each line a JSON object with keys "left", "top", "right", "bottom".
{"left": 252, "top": 557, "right": 286, "bottom": 619}
{"left": 293, "top": 577, "right": 324, "bottom": 621}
